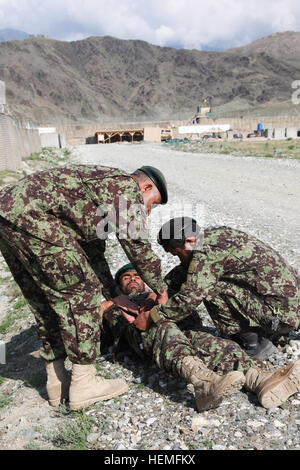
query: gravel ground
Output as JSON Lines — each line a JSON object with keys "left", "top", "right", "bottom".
{"left": 0, "top": 142, "right": 299, "bottom": 451}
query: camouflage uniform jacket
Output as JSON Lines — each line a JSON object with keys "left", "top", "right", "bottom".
{"left": 0, "top": 165, "right": 167, "bottom": 296}
{"left": 151, "top": 226, "right": 299, "bottom": 329}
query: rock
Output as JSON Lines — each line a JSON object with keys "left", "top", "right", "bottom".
{"left": 273, "top": 420, "right": 286, "bottom": 429}
{"left": 191, "top": 416, "right": 209, "bottom": 432}
{"left": 146, "top": 417, "right": 157, "bottom": 426}
{"left": 86, "top": 433, "right": 99, "bottom": 444}
{"left": 22, "top": 429, "right": 39, "bottom": 440}
{"left": 117, "top": 444, "right": 127, "bottom": 450}
{"left": 247, "top": 420, "right": 266, "bottom": 429}
{"left": 212, "top": 444, "right": 226, "bottom": 450}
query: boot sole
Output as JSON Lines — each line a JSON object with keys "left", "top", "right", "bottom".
{"left": 69, "top": 383, "right": 129, "bottom": 411}
{"left": 49, "top": 398, "right": 62, "bottom": 407}
{"left": 258, "top": 359, "right": 300, "bottom": 408}
{"left": 196, "top": 372, "right": 245, "bottom": 412}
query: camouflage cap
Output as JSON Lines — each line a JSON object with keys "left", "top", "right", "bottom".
{"left": 138, "top": 166, "right": 168, "bottom": 204}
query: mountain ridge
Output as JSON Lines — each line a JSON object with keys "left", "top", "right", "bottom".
{"left": 0, "top": 31, "right": 299, "bottom": 125}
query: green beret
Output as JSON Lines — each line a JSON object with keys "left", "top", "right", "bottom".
{"left": 114, "top": 263, "right": 135, "bottom": 284}
{"left": 138, "top": 166, "right": 168, "bottom": 204}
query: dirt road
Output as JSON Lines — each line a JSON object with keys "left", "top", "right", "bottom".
{"left": 72, "top": 142, "right": 300, "bottom": 271}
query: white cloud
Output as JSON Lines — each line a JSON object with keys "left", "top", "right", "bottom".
{"left": 0, "top": 0, "right": 300, "bottom": 49}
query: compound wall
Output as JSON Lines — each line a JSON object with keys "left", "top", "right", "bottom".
{"left": 0, "top": 113, "right": 42, "bottom": 170}
{"left": 57, "top": 115, "right": 300, "bottom": 146}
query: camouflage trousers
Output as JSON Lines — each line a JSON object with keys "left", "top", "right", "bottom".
{"left": 0, "top": 218, "right": 106, "bottom": 364}
{"left": 203, "top": 282, "right": 299, "bottom": 343}
{"left": 102, "top": 308, "right": 263, "bottom": 378}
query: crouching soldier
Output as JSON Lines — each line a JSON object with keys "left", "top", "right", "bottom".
{"left": 156, "top": 217, "right": 299, "bottom": 360}
{"left": 0, "top": 164, "right": 169, "bottom": 410}
{"left": 134, "top": 217, "right": 300, "bottom": 410}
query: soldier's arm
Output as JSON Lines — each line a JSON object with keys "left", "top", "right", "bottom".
{"left": 101, "top": 297, "right": 138, "bottom": 325}
{"left": 150, "top": 247, "right": 227, "bottom": 324}
{"left": 80, "top": 239, "right": 122, "bottom": 300}
{"left": 164, "top": 264, "right": 188, "bottom": 298}
{"left": 113, "top": 181, "right": 168, "bottom": 296}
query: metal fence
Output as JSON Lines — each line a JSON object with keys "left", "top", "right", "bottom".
{"left": 0, "top": 113, "right": 42, "bottom": 171}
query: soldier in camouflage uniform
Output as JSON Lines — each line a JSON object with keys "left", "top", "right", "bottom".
{"left": 142, "top": 217, "right": 299, "bottom": 410}
{"left": 102, "top": 261, "right": 300, "bottom": 410}
{"left": 154, "top": 217, "right": 299, "bottom": 360}
{"left": 102, "top": 264, "right": 299, "bottom": 411}
{"left": 102, "top": 263, "right": 263, "bottom": 375}
{"left": 0, "top": 164, "right": 169, "bottom": 410}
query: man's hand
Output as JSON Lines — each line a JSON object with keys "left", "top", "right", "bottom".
{"left": 120, "top": 310, "right": 137, "bottom": 324}
{"left": 133, "top": 310, "right": 152, "bottom": 331}
{"left": 139, "top": 292, "right": 157, "bottom": 314}
{"left": 111, "top": 295, "right": 139, "bottom": 324}
{"left": 100, "top": 300, "right": 114, "bottom": 323}
{"left": 157, "top": 289, "right": 168, "bottom": 305}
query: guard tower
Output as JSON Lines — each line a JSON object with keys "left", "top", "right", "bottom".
{"left": 192, "top": 97, "right": 215, "bottom": 123}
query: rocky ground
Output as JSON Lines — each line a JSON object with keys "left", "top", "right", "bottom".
{"left": 0, "top": 143, "right": 299, "bottom": 451}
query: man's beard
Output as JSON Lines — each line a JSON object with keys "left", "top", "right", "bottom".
{"left": 123, "top": 284, "right": 144, "bottom": 295}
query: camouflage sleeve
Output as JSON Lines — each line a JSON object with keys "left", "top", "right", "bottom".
{"left": 151, "top": 247, "right": 227, "bottom": 322}
{"left": 79, "top": 239, "right": 122, "bottom": 300}
{"left": 164, "top": 264, "right": 188, "bottom": 297}
{"left": 97, "top": 176, "right": 167, "bottom": 295}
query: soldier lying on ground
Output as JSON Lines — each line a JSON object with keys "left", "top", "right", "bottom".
{"left": 0, "top": 164, "right": 169, "bottom": 410}
{"left": 153, "top": 217, "right": 299, "bottom": 361}
{"left": 100, "top": 263, "right": 300, "bottom": 412}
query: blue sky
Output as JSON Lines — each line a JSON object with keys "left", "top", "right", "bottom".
{"left": 0, "top": 0, "right": 300, "bottom": 50}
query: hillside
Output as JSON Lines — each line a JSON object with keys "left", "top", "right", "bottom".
{"left": 0, "top": 32, "right": 300, "bottom": 125}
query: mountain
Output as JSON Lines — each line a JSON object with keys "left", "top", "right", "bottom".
{"left": 0, "top": 32, "right": 300, "bottom": 125}
{"left": 0, "top": 29, "right": 30, "bottom": 42}
{"left": 227, "top": 31, "right": 300, "bottom": 61}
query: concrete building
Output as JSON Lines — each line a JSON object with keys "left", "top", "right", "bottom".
{"left": 144, "top": 127, "right": 161, "bottom": 142}
{"left": 178, "top": 124, "right": 230, "bottom": 137}
{"left": 286, "top": 128, "right": 298, "bottom": 139}
{"left": 38, "top": 127, "right": 66, "bottom": 148}
{"left": 273, "top": 128, "right": 286, "bottom": 140}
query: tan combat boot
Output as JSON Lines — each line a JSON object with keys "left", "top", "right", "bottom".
{"left": 46, "top": 358, "right": 71, "bottom": 407}
{"left": 181, "top": 356, "right": 245, "bottom": 412}
{"left": 69, "top": 363, "right": 128, "bottom": 411}
{"left": 245, "top": 359, "right": 300, "bottom": 408}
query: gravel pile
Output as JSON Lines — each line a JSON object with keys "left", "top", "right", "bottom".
{"left": 0, "top": 143, "right": 299, "bottom": 451}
